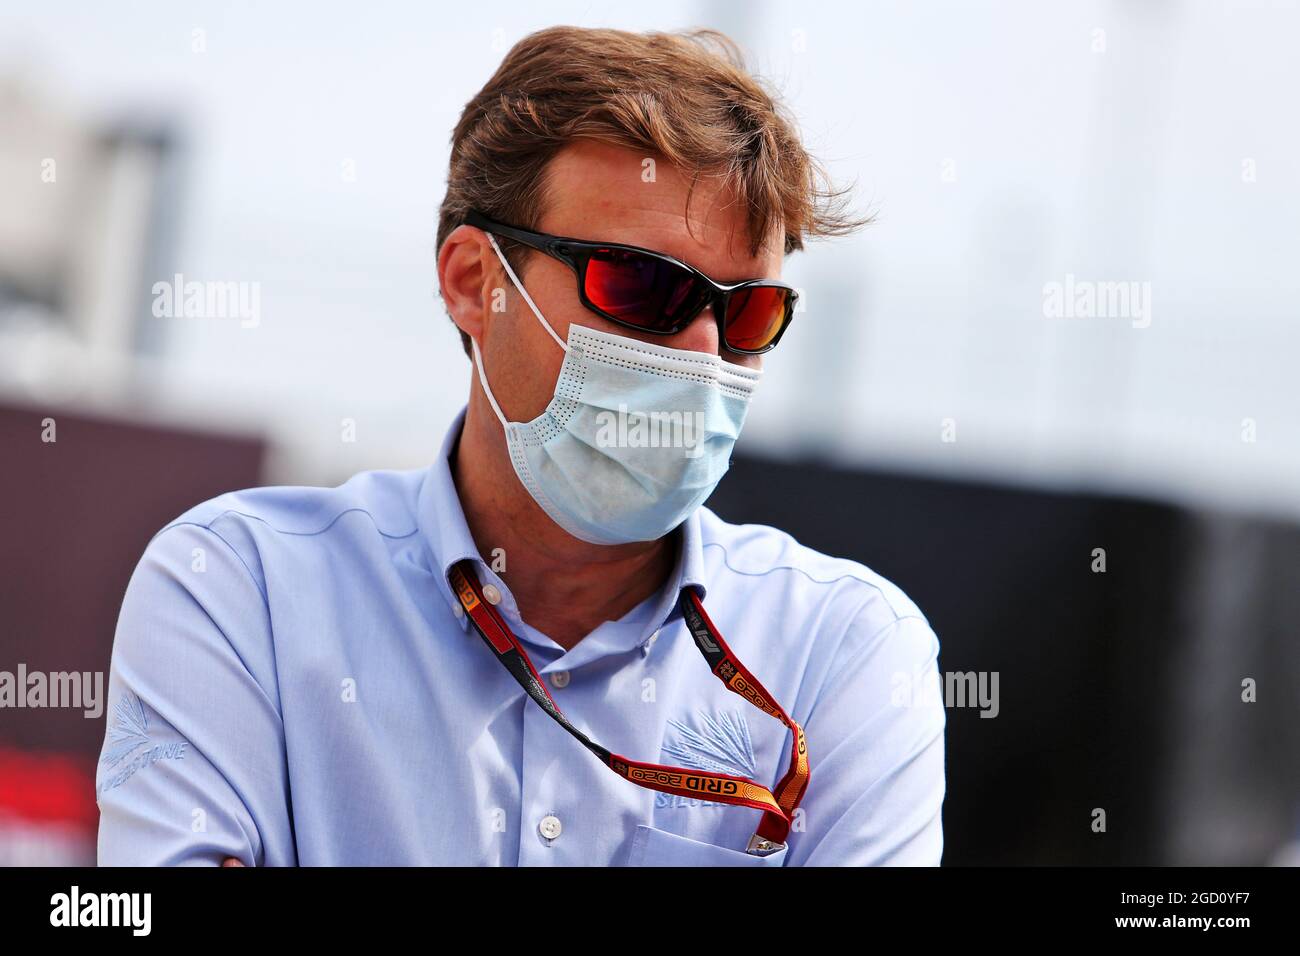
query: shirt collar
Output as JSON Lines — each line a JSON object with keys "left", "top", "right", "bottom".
{"left": 417, "top": 406, "right": 709, "bottom": 650}
{"left": 417, "top": 406, "right": 485, "bottom": 631}
{"left": 612, "top": 505, "right": 708, "bottom": 662}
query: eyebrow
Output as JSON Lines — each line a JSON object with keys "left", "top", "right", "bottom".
{"left": 469, "top": 211, "right": 778, "bottom": 286}
{"left": 588, "top": 237, "right": 772, "bottom": 285}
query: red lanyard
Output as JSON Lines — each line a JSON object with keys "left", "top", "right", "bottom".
{"left": 449, "top": 560, "right": 810, "bottom": 852}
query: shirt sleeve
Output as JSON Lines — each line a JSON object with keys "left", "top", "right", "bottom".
{"left": 96, "top": 521, "right": 296, "bottom": 866}
{"left": 786, "top": 613, "right": 947, "bottom": 866}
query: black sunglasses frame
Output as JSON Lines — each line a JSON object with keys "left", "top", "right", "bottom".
{"left": 464, "top": 209, "right": 797, "bottom": 355}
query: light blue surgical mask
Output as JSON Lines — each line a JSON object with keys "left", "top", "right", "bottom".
{"left": 471, "top": 232, "right": 761, "bottom": 546}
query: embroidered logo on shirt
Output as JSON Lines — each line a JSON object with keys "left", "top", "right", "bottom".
{"left": 99, "top": 692, "right": 188, "bottom": 792}
{"left": 658, "top": 710, "right": 756, "bottom": 809}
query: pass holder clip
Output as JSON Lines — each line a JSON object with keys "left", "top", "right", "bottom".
{"left": 745, "top": 834, "right": 785, "bottom": 857}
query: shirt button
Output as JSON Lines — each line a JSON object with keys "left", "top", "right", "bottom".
{"left": 550, "top": 670, "right": 570, "bottom": 689}
{"left": 481, "top": 584, "right": 502, "bottom": 606}
{"left": 452, "top": 602, "right": 464, "bottom": 619}
{"left": 538, "top": 815, "right": 562, "bottom": 840}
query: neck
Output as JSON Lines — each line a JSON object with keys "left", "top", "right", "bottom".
{"left": 450, "top": 392, "right": 676, "bottom": 650}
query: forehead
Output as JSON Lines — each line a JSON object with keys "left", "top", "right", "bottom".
{"left": 537, "top": 140, "right": 783, "bottom": 282}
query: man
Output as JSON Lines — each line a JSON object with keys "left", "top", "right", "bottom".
{"left": 97, "top": 26, "right": 945, "bottom": 866}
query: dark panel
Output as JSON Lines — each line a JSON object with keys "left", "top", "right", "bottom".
{"left": 0, "top": 402, "right": 265, "bottom": 757}
{"left": 710, "top": 451, "right": 1198, "bottom": 865}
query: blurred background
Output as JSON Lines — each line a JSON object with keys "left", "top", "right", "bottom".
{"left": 1, "top": 0, "right": 1297, "bottom": 865}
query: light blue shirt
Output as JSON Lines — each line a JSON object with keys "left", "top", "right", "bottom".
{"left": 96, "top": 409, "right": 945, "bottom": 866}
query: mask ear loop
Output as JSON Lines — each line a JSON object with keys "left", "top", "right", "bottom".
{"left": 470, "top": 338, "right": 510, "bottom": 429}
{"left": 484, "top": 232, "right": 568, "bottom": 352}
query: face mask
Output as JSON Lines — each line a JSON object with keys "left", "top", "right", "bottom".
{"left": 470, "top": 232, "right": 761, "bottom": 546}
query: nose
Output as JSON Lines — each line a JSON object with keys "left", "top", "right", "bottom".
{"left": 669, "top": 302, "right": 722, "bottom": 355}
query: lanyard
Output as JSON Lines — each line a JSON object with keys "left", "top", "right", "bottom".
{"left": 449, "top": 560, "right": 810, "bottom": 853}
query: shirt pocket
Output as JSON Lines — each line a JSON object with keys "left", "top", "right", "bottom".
{"left": 624, "top": 825, "right": 787, "bottom": 867}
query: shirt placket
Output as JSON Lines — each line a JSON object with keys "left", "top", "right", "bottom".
{"left": 471, "top": 578, "right": 568, "bottom": 866}
{"left": 518, "top": 672, "right": 568, "bottom": 865}
{"left": 464, "top": 563, "right": 674, "bottom": 865}
{"left": 516, "top": 625, "right": 593, "bottom": 865}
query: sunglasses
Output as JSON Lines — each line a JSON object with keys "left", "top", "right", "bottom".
{"left": 464, "top": 210, "right": 797, "bottom": 354}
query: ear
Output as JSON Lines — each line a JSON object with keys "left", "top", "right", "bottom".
{"left": 438, "top": 224, "right": 500, "bottom": 347}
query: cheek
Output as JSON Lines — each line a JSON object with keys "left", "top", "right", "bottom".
{"left": 484, "top": 304, "right": 568, "bottom": 422}
{"left": 520, "top": 261, "right": 591, "bottom": 343}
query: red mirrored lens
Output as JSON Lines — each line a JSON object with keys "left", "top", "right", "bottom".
{"left": 725, "top": 286, "right": 791, "bottom": 352}
{"left": 584, "top": 249, "right": 709, "bottom": 332}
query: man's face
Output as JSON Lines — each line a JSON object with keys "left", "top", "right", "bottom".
{"left": 473, "top": 140, "right": 784, "bottom": 425}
